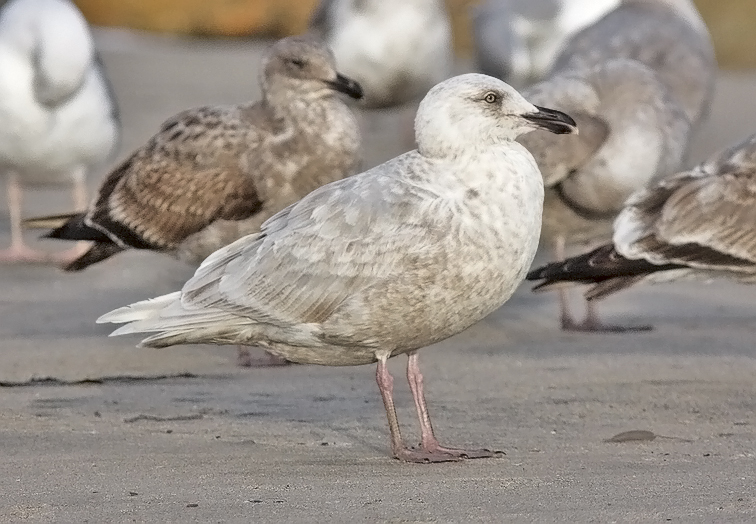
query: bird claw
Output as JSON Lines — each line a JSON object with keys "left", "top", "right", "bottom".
{"left": 422, "top": 443, "right": 503, "bottom": 460}
{"left": 393, "top": 447, "right": 461, "bottom": 463}
{"left": 393, "top": 444, "right": 503, "bottom": 463}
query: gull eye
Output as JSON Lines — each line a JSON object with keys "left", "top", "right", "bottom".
{"left": 289, "top": 58, "right": 306, "bottom": 69}
{"left": 484, "top": 92, "right": 498, "bottom": 104}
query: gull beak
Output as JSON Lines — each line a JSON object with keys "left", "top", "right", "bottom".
{"left": 326, "top": 73, "right": 364, "bottom": 100}
{"left": 523, "top": 106, "right": 578, "bottom": 135}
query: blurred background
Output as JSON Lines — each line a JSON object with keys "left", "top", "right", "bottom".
{"left": 2, "top": 0, "right": 754, "bottom": 384}
{"left": 74, "top": 0, "right": 756, "bottom": 68}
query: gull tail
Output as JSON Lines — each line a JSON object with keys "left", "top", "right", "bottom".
{"left": 24, "top": 213, "right": 124, "bottom": 271}
{"left": 526, "top": 244, "right": 683, "bottom": 300}
{"left": 24, "top": 212, "right": 111, "bottom": 242}
{"left": 98, "top": 292, "right": 249, "bottom": 348}
{"left": 23, "top": 213, "right": 80, "bottom": 230}
{"left": 63, "top": 243, "right": 124, "bottom": 272}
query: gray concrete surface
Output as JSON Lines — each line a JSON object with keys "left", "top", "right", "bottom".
{"left": 1, "top": 31, "right": 755, "bottom": 522}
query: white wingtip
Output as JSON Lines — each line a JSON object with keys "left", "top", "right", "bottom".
{"left": 97, "top": 291, "right": 181, "bottom": 324}
{"left": 96, "top": 305, "right": 132, "bottom": 324}
{"left": 108, "top": 323, "right": 144, "bottom": 337}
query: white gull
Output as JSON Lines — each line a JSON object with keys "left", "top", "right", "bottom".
{"left": 97, "top": 73, "right": 577, "bottom": 463}
{"left": 0, "top": 0, "right": 120, "bottom": 264}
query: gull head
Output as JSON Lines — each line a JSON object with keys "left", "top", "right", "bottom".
{"left": 415, "top": 73, "right": 577, "bottom": 158}
{"left": 261, "top": 35, "right": 363, "bottom": 104}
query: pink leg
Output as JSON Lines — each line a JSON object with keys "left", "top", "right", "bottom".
{"left": 573, "top": 300, "right": 653, "bottom": 333}
{"left": 376, "top": 355, "right": 459, "bottom": 463}
{"left": 236, "top": 346, "right": 291, "bottom": 368}
{"left": 406, "top": 352, "right": 500, "bottom": 459}
{"left": 558, "top": 286, "right": 580, "bottom": 330}
{"left": 549, "top": 236, "right": 581, "bottom": 330}
{"left": 0, "top": 173, "right": 51, "bottom": 263}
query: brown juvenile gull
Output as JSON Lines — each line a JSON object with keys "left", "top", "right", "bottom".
{"left": 0, "top": 0, "right": 120, "bottom": 264}
{"left": 550, "top": 0, "right": 716, "bottom": 129}
{"left": 97, "top": 73, "right": 577, "bottom": 463}
{"left": 26, "top": 35, "right": 363, "bottom": 272}
{"left": 518, "top": 59, "right": 691, "bottom": 331}
{"left": 527, "top": 133, "right": 756, "bottom": 309}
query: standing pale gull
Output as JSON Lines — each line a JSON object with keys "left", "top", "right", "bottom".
{"left": 472, "top": 0, "right": 620, "bottom": 87}
{"left": 309, "top": 0, "right": 453, "bottom": 109}
{"left": 97, "top": 73, "right": 577, "bottom": 463}
{"left": 518, "top": 59, "right": 691, "bottom": 331}
{"left": 551, "top": 0, "right": 716, "bottom": 129}
{"left": 0, "top": 0, "right": 120, "bottom": 264}
{"left": 527, "top": 133, "right": 756, "bottom": 310}
{"left": 25, "top": 35, "right": 363, "bottom": 271}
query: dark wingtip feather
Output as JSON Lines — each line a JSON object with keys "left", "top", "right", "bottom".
{"left": 34, "top": 213, "right": 112, "bottom": 243}
{"left": 527, "top": 244, "right": 686, "bottom": 299}
{"left": 584, "top": 276, "right": 646, "bottom": 301}
{"left": 526, "top": 245, "right": 618, "bottom": 286}
{"left": 23, "top": 213, "right": 78, "bottom": 230}
{"left": 62, "top": 243, "right": 124, "bottom": 272}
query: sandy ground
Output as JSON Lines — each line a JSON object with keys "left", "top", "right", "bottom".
{"left": 1, "top": 32, "right": 755, "bottom": 522}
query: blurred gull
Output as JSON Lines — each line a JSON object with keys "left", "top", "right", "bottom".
{"left": 97, "top": 73, "right": 577, "bottom": 463}
{"left": 0, "top": 0, "right": 120, "bottom": 263}
{"left": 310, "top": 0, "right": 453, "bottom": 109}
{"left": 551, "top": 0, "right": 716, "bottom": 129}
{"left": 527, "top": 133, "right": 756, "bottom": 311}
{"left": 472, "top": 0, "right": 620, "bottom": 87}
{"left": 519, "top": 59, "right": 690, "bottom": 331}
{"left": 520, "top": 0, "right": 716, "bottom": 331}
{"left": 26, "top": 35, "right": 363, "bottom": 271}
{"left": 309, "top": 0, "right": 453, "bottom": 149}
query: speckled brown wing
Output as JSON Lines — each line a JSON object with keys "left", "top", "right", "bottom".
{"left": 86, "top": 105, "right": 266, "bottom": 251}
{"left": 641, "top": 171, "right": 756, "bottom": 267}
{"left": 580, "top": 170, "right": 756, "bottom": 300}
{"left": 527, "top": 134, "right": 756, "bottom": 299}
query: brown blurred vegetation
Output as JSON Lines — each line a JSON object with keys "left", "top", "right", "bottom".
{"left": 75, "top": 0, "right": 756, "bottom": 69}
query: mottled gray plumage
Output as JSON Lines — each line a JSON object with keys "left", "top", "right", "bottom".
{"left": 99, "top": 73, "right": 578, "bottom": 462}
{"left": 519, "top": 58, "right": 691, "bottom": 331}
{"left": 309, "top": 0, "right": 453, "bottom": 109}
{"left": 527, "top": 133, "right": 756, "bottom": 300}
{"left": 551, "top": 0, "right": 716, "bottom": 127}
{"left": 26, "top": 35, "right": 363, "bottom": 270}
{"left": 521, "top": 59, "right": 691, "bottom": 248}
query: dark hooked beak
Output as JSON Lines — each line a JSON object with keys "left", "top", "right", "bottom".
{"left": 523, "top": 106, "right": 578, "bottom": 135}
{"left": 325, "top": 73, "right": 363, "bottom": 100}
